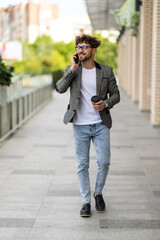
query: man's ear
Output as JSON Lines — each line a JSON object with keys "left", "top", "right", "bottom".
{"left": 92, "top": 48, "right": 97, "bottom": 55}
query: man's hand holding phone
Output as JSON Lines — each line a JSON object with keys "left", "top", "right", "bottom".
{"left": 70, "top": 53, "right": 80, "bottom": 72}
{"left": 74, "top": 53, "right": 79, "bottom": 64}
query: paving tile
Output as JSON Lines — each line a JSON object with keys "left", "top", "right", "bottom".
{"left": 153, "top": 191, "right": 160, "bottom": 197}
{"left": 99, "top": 219, "right": 160, "bottom": 229}
{"left": 0, "top": 210, "right": 38, "bottom": 218}
{"left": 33, "top": 216, "right": 99, "bottom": 229}
{"left": 0, "top": 218, "right": 35, "bottom": 228}
{"left": 28, "top": 228, "right": 72, "bottom": 239}
{"left": 109, "top": 171, "right": 145, "bottom": 176}
{"left": 99, "top": 209, "right": 160, "bottom": 220}
{"left": 71, "top": 230, "right": 99, "bottom": 239}
{"left": 139, "top": 157, "right": 160, "bottom": 161}
{"left": 33, "top": 144, "right": 67, "bottom": 148}
{"left": 0, "top": 228, "right": 31, "bottom": 239}
{"left": 0, "top": 203, "right": 41, "bottom": 211}
{"left": 0, "top": 189, "right": 46, "bottom": 203}
{"left": 99, "top": 229, "right": 160, "bottom": 240}
{"left": 47, "top": 189, "right": 80, "bottom": 197}
{"left": 111, "top": 145, "right": 135, "bottom": 148}
{"left": 11, "top": 170, "right": 55, "bottom": 175}
{"left": 0, "top": 155, "right": 24, "bottom": 159}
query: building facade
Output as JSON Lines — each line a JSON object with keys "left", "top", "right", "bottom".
{"left": 0, "top": 0, "right": 58, "bottom": 43}
{"left": 118, "top": 0, "right": 160, "bottom": 127}
{"left": 85, "top": 0, "right": 160, "bottom": 127}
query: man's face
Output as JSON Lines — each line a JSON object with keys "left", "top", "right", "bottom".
{"left": 76, "top": 42, "right": 95, "bottom": 62}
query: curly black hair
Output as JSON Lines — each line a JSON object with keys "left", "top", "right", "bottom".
{"left": 75, "top": 34, "right": 101, "bottom": 48}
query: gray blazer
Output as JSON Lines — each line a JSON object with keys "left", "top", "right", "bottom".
{"left": 56, "top": 62, "right": 120, "bottom": 129}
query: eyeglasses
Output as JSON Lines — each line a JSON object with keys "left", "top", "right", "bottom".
{"left": 75, "top": 45, "right": 92, "bottom": 51}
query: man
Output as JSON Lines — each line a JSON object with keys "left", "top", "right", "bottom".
{"left": 56, "top": 34, "right": 120, "bottom": 217}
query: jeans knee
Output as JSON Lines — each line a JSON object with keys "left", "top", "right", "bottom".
{"left": 77, "top": 163, "right": 89, "bottom": 174}
{"left": 98, "top": 160, "right": 110, "bottom": 170}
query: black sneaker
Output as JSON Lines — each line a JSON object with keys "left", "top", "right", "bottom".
{"left": 80, "top": 203, "right": 91, "bottom": 217}
{"left": 94, "top": 194, "right": 105, "bottom": 212}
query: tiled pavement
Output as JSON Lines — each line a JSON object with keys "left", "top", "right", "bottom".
{"left": 0, "top": 89, "right": 160, "bottom": 240}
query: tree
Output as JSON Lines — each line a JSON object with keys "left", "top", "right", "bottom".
{"left": 13, "top": 33, "right": 117, "bottom": 76}
{"left": 32, "top": 35, "right": 54, "bottom": 58}
{"left": 51, "top": 50, "right": 66, "bottom": 71}
{"left": 94, "top": 33, "right": 118, "bottom": 72}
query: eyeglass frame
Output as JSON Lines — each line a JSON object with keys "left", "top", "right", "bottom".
{"left": 75, "top": 45, "right": 92, "bottom": 51}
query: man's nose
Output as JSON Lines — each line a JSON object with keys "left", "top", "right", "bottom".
{"left": 79, "top": 48, "right": 85, "bottom": 53}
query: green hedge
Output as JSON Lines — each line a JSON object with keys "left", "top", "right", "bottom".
{"left": 0, "top": 55, "right": 14, "bottom": 86}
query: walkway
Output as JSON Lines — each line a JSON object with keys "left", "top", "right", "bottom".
{"left": 0, "top": 89, "right": 160, "bottom": 240}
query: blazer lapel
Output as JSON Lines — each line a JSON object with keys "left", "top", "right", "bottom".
{"left": 96, "top": 67, "right": 103, "bottom": 95}
{"left": 76, "top": 66, "right": 82, "bottom": 91}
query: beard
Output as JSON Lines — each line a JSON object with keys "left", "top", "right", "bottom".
{"left": 79, "top": 52, "right": 92, "bottom": 62}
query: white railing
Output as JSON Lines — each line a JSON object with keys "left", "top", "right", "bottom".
{"left": 0, "top": 75, "right": 53, "bottom": 142}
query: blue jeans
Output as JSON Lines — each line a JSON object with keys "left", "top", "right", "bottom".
{"left": 73, "top": 122, "right": 110, "bottom": 204}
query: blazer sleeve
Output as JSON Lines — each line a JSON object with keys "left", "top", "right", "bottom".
{"left": 55, "top": 65, "right": 77, "bottom": 93}
{"left": 106, "top": 67, "right": 120, "bottom": 109}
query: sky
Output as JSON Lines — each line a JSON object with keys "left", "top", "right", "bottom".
{"left": 0, "top": 0, "right": 88, "bottom": 16}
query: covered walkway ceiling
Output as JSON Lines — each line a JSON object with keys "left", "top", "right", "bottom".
{"left": 84, "top": 0, "right": 126, "bottom": 30}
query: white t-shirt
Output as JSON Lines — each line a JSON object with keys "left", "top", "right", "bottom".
{"left": 73, "top": 67, "right": 102, "bottom": 125}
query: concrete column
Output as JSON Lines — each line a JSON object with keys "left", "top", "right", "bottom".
{"left": 118, "top": 34, "right": 125, "bottom": 89}
{"left": 128, "top": 35, "right": 133, "bottom": 96}
{"left": 139, "top": 0, "right": 153, "bottom": 111}
{"left": 151, "top": 0, "right": 160, "bottom": 126}
{"left": 126, "top": 31, "right": 130, "bottom": 94}
{"left": 118, "top": 41, "right": 122, "bottom": 87}
{"left": 123, "top": 31, "right": 128, "bottom": 92}
{"left": 118, "top": 41, "right": 122, "bottom": 88}
{"left": 132, "top": 29, "right": 140, "bottom": 102}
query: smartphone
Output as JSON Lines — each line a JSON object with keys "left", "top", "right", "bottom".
{"left": 74, "top": 54, "right": 79, "bottom": 64}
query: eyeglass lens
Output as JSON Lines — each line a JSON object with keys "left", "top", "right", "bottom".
{"left": 76, "top": 46, "right": 91, "bottom": 50}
